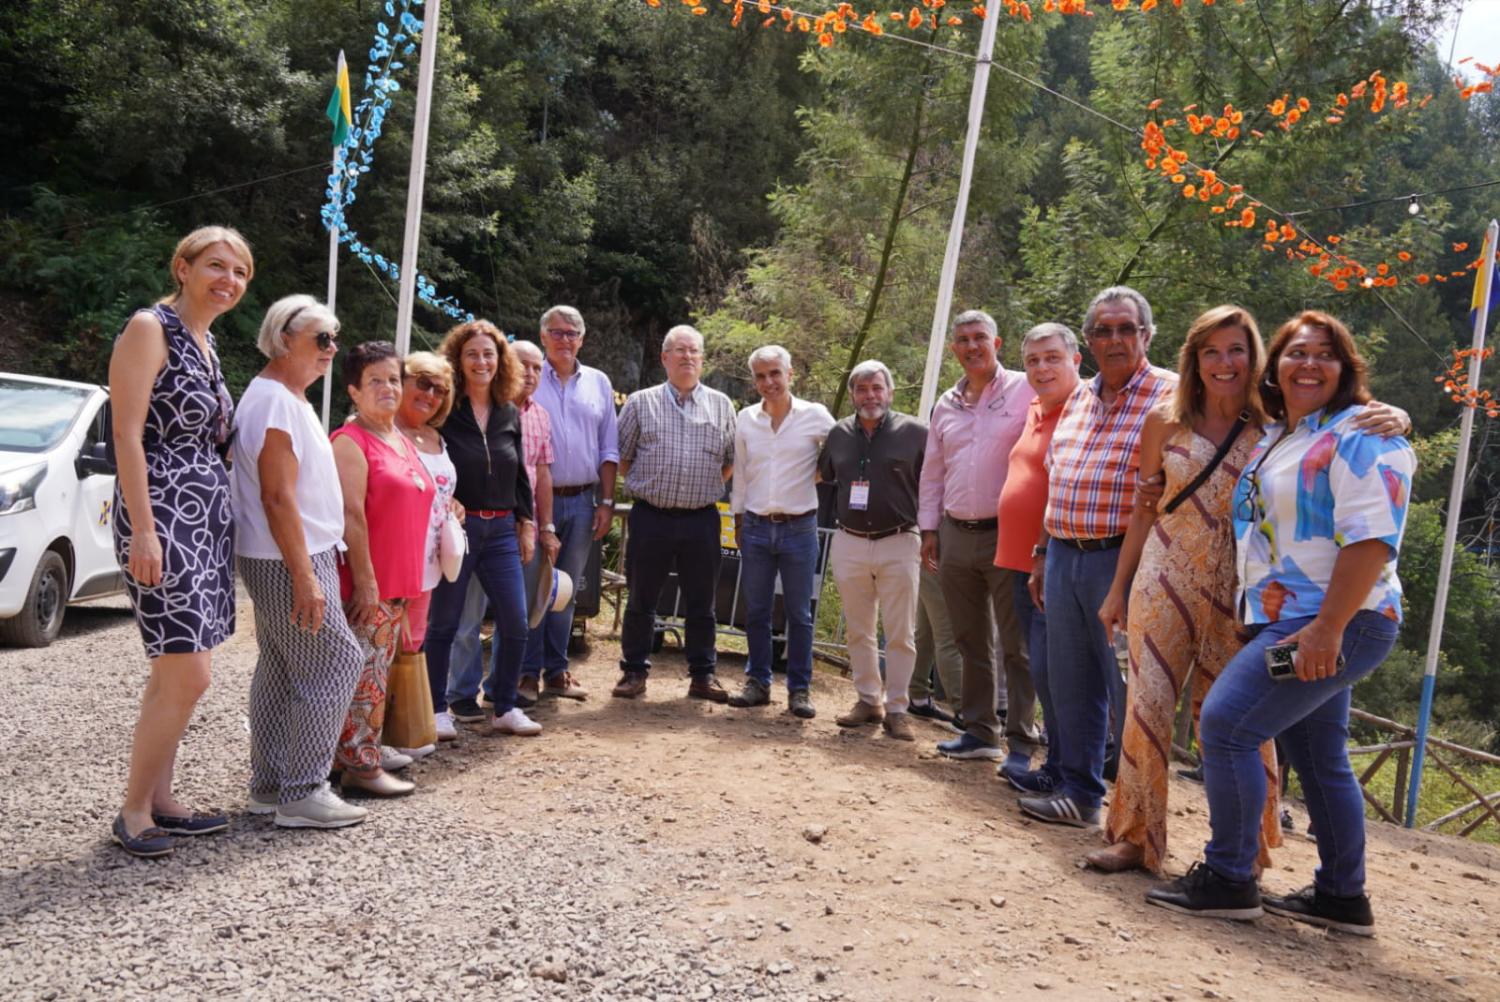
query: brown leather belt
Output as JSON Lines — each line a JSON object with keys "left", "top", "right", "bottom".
{"left": 1056, "top": 534, "right": 1126, "bottom": 551}
{"left": 748, "top": 510, "right": 816, "bottom": 523}
{"left": 946, "top": 515, "right": 998, "bottom": 532}
{"left": 554, "top": 484, "right": 594, "bottom": 498}
{"left": 840, "top": 523, "right": 914, "bottom": 541}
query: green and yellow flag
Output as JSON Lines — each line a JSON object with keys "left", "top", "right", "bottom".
{"left": 326, "top": 50, "right": 352, "bottom": 148}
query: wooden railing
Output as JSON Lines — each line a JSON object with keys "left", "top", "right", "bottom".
{"left": 1347, "top": 708, "right": 1500, "bottom": 837}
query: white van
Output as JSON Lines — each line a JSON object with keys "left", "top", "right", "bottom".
{"left": 0, "top": 373, "right": 125, "bottom": 646}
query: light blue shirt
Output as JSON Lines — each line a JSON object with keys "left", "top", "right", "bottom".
{"left": 533, "top": 360, "right": 620, "bottom": 488}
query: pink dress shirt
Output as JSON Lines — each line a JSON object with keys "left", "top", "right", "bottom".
{"left": 917, "top": 365, "right": 1036, "bottom": 530}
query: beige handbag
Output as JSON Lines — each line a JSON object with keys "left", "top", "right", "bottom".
{"left": 382, "top": 612, "right": 438, "bottom": 748}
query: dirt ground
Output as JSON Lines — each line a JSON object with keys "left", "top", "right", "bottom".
{"left": 7, "top": 600, "right": 1500, "bottom": 1001}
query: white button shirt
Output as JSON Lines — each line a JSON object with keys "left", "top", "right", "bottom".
{"left": 730, "top": 395, "right": 835, "bottom": 515}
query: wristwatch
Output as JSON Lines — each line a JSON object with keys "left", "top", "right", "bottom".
{"left": 542, "top": 523, "right": 557, "bottom": 533}
{"left": 600, "top": 497, "right": 615, "bottom": 507}
{"left": 1032, "top": 544, "right": 1048, "bottom": 557}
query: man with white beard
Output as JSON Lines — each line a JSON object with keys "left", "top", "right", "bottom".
{"left": 817, "top": 360, "right": 928, "bottom": 741}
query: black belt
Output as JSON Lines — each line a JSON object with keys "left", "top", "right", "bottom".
{"left": 554, "top": 484, "right": 594, "bottom": 498}
{"left": 946, "top": 515, "right": 998, "bottom": 532}
{"left": 1056, "top": 534, "right": 1126, "bottom": 552}
{"left": 637, "top": 499, "right": 716, "bottom": 517}
{"left": 748, "top": 509, "right": 816, "bottom": 524}
{"left": 840, "top": 523, "right": 914, "bottom": 541}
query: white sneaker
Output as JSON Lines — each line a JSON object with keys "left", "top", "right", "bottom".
{"left": 492, "top": 707, "right": 543, "bottom": 736}
{"left": 396, "top": 743, "right": 437, "bottom": 761}
{"left": 274, "top": 783, "right": 369, "bottom": 829}
{"left": 380, "top": 746, "right": 414, "bottom": 772}
{"left": 247, "top": 793, "right": 278, "bottom": 815}
{"left": 434, "top": 711, "right": 458, "bottom": 741}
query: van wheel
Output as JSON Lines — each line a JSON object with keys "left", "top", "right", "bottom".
{"left": 0, "top": 550, "right": 69, "bottom": 647}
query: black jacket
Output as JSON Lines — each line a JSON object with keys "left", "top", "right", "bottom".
{"left": 443, "top": 396, "right": 534, "bottom": 521}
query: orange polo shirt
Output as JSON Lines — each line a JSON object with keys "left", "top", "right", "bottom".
{"left": 994, "top": 396, "right": 1065, "bottom": 573}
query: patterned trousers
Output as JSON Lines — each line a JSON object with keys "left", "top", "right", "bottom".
{"left": 336, "top": 599, "right": 402, "bottom": 776}
{"left": 240, "top": 551, "right": 363, "bottom": 804}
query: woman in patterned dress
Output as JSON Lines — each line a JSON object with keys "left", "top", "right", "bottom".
{"left": 109, "top": 226, "right": 251, "bottom": 857}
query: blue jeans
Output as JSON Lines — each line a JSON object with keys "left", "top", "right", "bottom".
{"left": 739, "top": 512, "right": 819, "bottom": 691}
{"left": 1013, "top": 571, "right": 1059, "bottom": 779}
{"left": 1200, "top": 610, "right": 1398, "bottom": 894}
{"left": 446, "top": 574, "right": 494, "bottom": 706}
{"left": 523, "top": 491, "right": 596, "bottom": 681}
{"left": 426, "top": 513, "right": 528, "bottom": 715}
{"left": 1044, "top": 541, "right": 1126, "bottom": 809}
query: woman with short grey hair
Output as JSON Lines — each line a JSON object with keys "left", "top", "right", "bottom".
{"left": 230, "top": 294, "right": 367, "bottom": 829}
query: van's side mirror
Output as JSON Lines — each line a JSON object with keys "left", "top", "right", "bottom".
{"left": 75, "top": 441, "right": 113, "bottom": 479}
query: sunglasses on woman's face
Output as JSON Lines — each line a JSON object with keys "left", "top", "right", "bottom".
{"left": 307, "top": 330, "right": 336, "bottom": 351}
{"left": 412, "top": 375, "right": 449, "bottom": 395}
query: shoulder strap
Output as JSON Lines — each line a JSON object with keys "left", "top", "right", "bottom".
{"left": 1161, "top": 416, "right": 1249, "bottom": 515}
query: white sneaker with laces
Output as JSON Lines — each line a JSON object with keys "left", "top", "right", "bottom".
{"left": 434, "top": 710, "right": 458, "bottom": 741}
{"left": 492, "top": 707, "right": 543, "bottom": 736}
{"left": 396, "top": 743, "right": 437, "bottom": 761}
{"left": 380, "top": 746, "right": 414, "bottom": 772}
{"left": 275, "top": 783, "right": 369, "bottom": 829}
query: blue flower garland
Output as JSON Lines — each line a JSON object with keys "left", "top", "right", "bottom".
{"left": 321, "top": 0, "right": 474, "bottom": 322}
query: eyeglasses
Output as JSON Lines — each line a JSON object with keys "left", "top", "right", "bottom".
{"left": 1086, "top": 323, "right": 1143, "bottom": 341}
{"left": 307, "top": 330, "right": 337, "bottom": 351}
{"left": 412, "top": 375, "right": 449, "bottom": 396}
{"left": 1233, "top": 466, "right": 1264, "bottom": 524}
{"left": 545, "top": 327, "right": 583, "bottom": 341}
{"left": 667, "top": 346, "right": 703, "bottom": 358}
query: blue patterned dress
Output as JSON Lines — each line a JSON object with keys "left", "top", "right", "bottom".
{"left": 113, "top": 304, "right": 237, "bottom": 657}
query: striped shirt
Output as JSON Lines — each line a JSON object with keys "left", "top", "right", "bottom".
{"left": 519, "top": 397, "right": 553, "bottom": 512}
{"left": 1044, "top": 361, "right": 1177, "bottom": 541}
{"left": 618, "top": 381, "right": 736, "bottom": 509}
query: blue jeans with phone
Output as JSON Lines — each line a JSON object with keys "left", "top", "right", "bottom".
{"left": 1199, "top": 609, "right": 1399, "bottom": 895}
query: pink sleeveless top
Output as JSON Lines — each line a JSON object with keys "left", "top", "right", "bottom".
{"left": 331, "top": 422, "right": 436, "bottom": 602}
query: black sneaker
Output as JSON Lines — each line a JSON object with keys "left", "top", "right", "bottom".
{"left": 728, "top": 678, "right": 771, "bottom": 708}
{"left": 448, "top": 698, "right": 486, "bottom": 723}
{"left": 1176, "top": 763, "right": 1205, "bottom": 783}
{"left": 1280, "top": 809, "right": 1296, "bottom": 833}
{"left": 907, "top": 699, "right": 953, "bottom": 723}
{"left": 1145, "top": 862, "right": 1262, "bottom": 921}
{"left": 1263, "top": 884, "right": 1374, "bottom": 937}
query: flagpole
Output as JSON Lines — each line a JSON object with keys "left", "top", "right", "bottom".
{"left": 1406, "top": 216, "right": 1498, "bottom": 826}
{"left": 918, "top": 8, "right": 999, "bottom": 419}
{"left": 322, "top": 144, "right": 341, "bottom": 431}
{"left": 394, "top": 0, "right": 442, "bottom": 357}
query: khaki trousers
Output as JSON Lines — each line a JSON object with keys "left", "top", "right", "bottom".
{"left": 937, "top": 519, "right": 1040, "bottom": 754}
{"left": 830, "top": 530, "right": 921, "bottom": 714}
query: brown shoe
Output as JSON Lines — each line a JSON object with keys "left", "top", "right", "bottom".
{"left": 543, "top": 671, "right": 589, "bottom": 700}
{"left": 687, "top": 674, "right": 730, "bottom": 703}
{"left": 516, "top": 675, "right": 540, "bottom": 707}
{"left": 1083, "top": 840, "right": 1146, "bottom": 873}
{"left": 836, "top": 699, "right": 886, "bottom": 727}
{"left": 882, "top": 712, "right": 915, "bottom": 741}
{"left": 612, "top": 671, "right": 648, "bottom": 699}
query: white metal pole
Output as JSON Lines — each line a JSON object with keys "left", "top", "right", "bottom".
{"left": 321, "top": 146, "right": 341, "bottom": 431}
{"left": 394, "top": 0, "right": 442, "bottom": 357}
{"left": 1406, "top": 216, "right": 1497, "bottom": 825}
{"left": 917, "top": 10, "right": 1000, "bottom": 419}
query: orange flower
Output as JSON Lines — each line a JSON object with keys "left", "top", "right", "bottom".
{"left": 1415, "top": 274, "right": 1431, "bottom": 284}
{"left": 908, "top": 6, "right": 923, "bottom": 27}
{"left": 1327, "top": 235, "right": 1342, "bottom": 245}
{"left": 1182, "top": 184, "right": 1197, "bottom": 198}
{"left": 1296, "top": 97, "right": 1311, "bottom": 112}
{"left": 1376, "top": 262, "right": 1390, "bottom": 275}
{"left": 862, "top": 13, "right": 884, "bottom": 32}
{"left": 819, "top": 30, "right": 833, "bottom": 45}
{"left": 1148, "top": 97, "right": 1164, "bottom": 110}
{"left": 1240, "top": 207, "right": 1256, "bottom": 228}
{"left": 1397, "top": 250, "right": 1411, "bottom": 261}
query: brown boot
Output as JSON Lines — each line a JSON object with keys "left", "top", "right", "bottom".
{"left": 836, "top": 699, "right": 885, "bottom": 727}
{"left": 687, "top": 673, "right": 730, "bottom": 703}
{"left": 1083, "top": 840, "right": 1145, "bottom": 873}
{"left": 612, "top": 671, "right": 648, "bottom": 699}
{"left": 882, "top": 712, "right": 915, "bottom": 741}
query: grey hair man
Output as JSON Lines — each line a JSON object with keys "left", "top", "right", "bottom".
{"left": 613, "top": 324, "right": 737, "bottom": 703}
{"left": 817, "top": 359, "right": 929, "bottom": 741}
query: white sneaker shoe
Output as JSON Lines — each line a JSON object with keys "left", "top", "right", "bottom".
{"left": 434, "top": 711, "right": 458, "bottom": 741}
{"left": 492, "top": 707, "right": 543, "bottom": 736}
{"left": 274, "top": 783, "right": 369, "bottom": 829}
{"left": 247, "top": 793, "right": 278, "bottom": 815}
{"left": 380, "top": 746, "right": 414, "bottom": 772}
{"left": 396, "top": 743, "right": 437, "bottom": 761}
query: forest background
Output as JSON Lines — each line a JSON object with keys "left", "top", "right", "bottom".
{"left": 2, "top": 0, "right": 1498, "bottom": 759}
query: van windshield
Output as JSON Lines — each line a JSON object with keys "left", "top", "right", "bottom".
{"left": 0, "top": 379, "right": 92, "bottom": 453}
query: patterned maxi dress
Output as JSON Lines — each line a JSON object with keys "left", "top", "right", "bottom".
{"left": 112, "top": 304, "right": 236, "bottom": 659}
{"left": 1105, "top": 426, "right": 1282, "bottom": 873}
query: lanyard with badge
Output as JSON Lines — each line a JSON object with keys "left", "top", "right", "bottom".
{"left": 849, "top": 456, "right": 871, "bottom": 510}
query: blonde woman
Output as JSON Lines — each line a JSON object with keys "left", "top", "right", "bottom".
{"left": 109, "top": 226, "right": 250, "bottom": 857}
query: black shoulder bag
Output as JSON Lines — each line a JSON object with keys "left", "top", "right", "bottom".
{"left": 1160, "top": 414, "right": 1249, "bottom": 515}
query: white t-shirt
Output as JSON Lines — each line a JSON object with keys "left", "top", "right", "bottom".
{"left": 231, "top": 376, "right": 345, "bottom": 559}
{"left": 417, "top": 444, "right": 458, "bottom": 591}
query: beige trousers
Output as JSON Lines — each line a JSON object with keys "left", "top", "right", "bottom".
{"left": 830, "top": 530, "right": 921, "bottom": 714}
